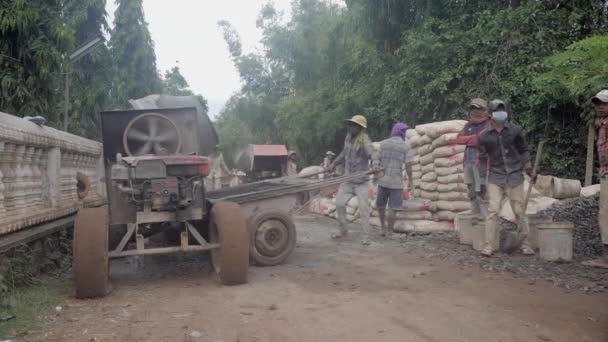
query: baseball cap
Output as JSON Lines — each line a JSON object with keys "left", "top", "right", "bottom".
{"left": 469, "top": 98, "right": 488, "bottom": 110}
{"left": 489, "top": 99, "right": 506, "bottom": 112}
{"left": 591, "top": 90, "right": 608, "bottom": 104}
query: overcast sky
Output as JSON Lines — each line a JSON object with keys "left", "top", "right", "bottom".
{"left": 106, "top": 0, "right": 292, "bottom": 118}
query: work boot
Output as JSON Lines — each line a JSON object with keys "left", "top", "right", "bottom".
{"left": 361, "top": 236, "right": 371, "bottom": 246}
{"left": 521, "top": 245, "right": 535, "bottom": 255}
{"left": 331, "top": 225, "right": 348, "bottom": 239}
{"left": 481, "top": 246, "right": 493, "bottom": 257}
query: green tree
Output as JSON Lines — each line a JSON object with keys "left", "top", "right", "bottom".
{"left": 109, "top": 0, "right": 162, "bottom": 107}
{"left": 0, "top": 0, "right": 71, "bottom": 119}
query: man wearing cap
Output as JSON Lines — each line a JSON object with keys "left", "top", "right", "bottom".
{"left": 327, "top": 115, "right": 377, "bottom": 244}
{"left": 453, "top": 98, "right": 492, "bottom": 216}
{"left": 376, "top": 122, "right": 415, "bottom": 237}
{"left": 478, "top": 100, "right": 535, "bottom": 256}
{"left": 286, "top": 150, "right": 298, "bottom": 177}
{"left": 583, "top": 90, "right": 608, "bottom": 268}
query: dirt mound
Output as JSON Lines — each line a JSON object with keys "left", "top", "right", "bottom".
{"left": 539, "top": 195, "right": 602, "bottom": 259}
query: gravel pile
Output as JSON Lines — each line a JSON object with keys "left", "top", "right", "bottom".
{"left": 539, "top": 195, "right": 602, "bottom": 259}
{"left": 399, "top": 231, "right": 608, "bottom": 294}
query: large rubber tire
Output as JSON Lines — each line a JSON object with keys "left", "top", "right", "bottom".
{"left": 73, "top": 207, "right": 111, "bottom": 298}
{"left": 209, "top": 202, "right": 249, "bottom": 285}
{"left": 248, "top": 210, "right": 296, "bottom": 267}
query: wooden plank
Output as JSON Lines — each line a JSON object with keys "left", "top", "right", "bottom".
{"left": 0, "top": 215, "right": 75, "bottom": 253}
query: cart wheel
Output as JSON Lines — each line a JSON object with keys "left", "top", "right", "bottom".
{"left": 73, "top": 207, "right": 111, "bottom": 298}
{"left": 249, "top": 210, "right": 296, "bottom": 266}
{"left": 209, "top": 202, "right": 249, "bottom": 285}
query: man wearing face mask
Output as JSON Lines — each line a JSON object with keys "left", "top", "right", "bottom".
{"left": 327, "top": 115, "right": 378, "bottom": 245}
{"left": 453, "top": 98, "right": 492, "bottom": 216}
{"left": 478, "top": 100, "right": 535, "bottom": 256}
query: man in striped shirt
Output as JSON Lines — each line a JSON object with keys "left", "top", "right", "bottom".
{"left": 376, "top": 122, "right": 415, "bottom": 237}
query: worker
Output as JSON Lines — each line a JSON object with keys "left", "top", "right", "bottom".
{"left": 453, "top": 98, "right": 492, "bottom": 216}
{"left": 208, "top": 145, "right": 231, "bottom": 190}
{"left": 478, "top": 100, "right": 535, "bottom": 256}
{"left": 583, "top": 89, "right": 608, "bottom": 268}
{"left": 322, "top": 151, "right": 335, "bottom": 170}
{"left": 327, "top": 114, "right": 377, "bottom": 245}
{"left": 376, "top": 122, "right": 414, "bottom": 238}
{"left": 287, "top": 150, "right": 298, "bottom": 176}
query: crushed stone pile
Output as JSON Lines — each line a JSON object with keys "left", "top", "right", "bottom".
{"left": 539, "top": 194, "right": 602, "bottom": 259}
{"left": 399, "top": 231, "right": 608, "bottom": 294}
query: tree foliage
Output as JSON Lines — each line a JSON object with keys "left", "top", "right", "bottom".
{"left": 0, "top": 0, "right": 208, "bottom": 139}
{"left": 109, "top": 0, "right": 162, "bottom": 106}
{"left": 217, "top": 0, "right": 608, "bottom": 180}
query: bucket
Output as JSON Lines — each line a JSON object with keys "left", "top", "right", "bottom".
{"left": 552, "top": 178, "right": 581, "bottom": 199}
{"left": 471, "top": 221, "right": 485, "bottom": 252}
{"left": 528, "top": 214, "right": 553, "bottom": 250}
{"left": 455, "top": 213, "right": 473, "bottom": 245}
{"left": 537, "top": 222, "right": 574, "bottom": 261}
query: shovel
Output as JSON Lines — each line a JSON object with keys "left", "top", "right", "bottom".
{"left": 502, "top": 141, "right": 545, "bottom": 254}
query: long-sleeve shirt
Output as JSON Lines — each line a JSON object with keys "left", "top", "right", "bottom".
{"left": 598, "top": 117, "right": 608, "bottom": 177}
{"left": 478, "top": 122, "right": 531, "bottom": 186}
{"left": 455, "top": 119, "right": 492, "bottom": 163}
{"left": 333, "top": 133, "right": 375, "bottom": 184}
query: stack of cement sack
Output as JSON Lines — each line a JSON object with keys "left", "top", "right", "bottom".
{"left": 408, "top": 120, "right": 469, "bottom": 221}
{"left": 308, "top": 196, "right": 362, "bottom": 223}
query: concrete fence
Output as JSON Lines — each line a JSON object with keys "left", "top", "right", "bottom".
{"left": 0, "top": 112, "right": 106, "bottom": 236}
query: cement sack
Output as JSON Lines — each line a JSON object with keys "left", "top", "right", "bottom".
{"left": 396, "top": 210, "right": 433, "bottom": 220}
{"left": 534, "top": 175, "right": 553, "bottom": 197}
{"left": 309, "top": 197, "right": 336, "bottom": 214}
{"left": 434, "top": 153, "right": 465, "bottom": 168}
{"left": 347, "top": 197, "right": 359, "bottom": 208}
{"left": 437, "top": 173, "right": 465, "bottom": 184}
{"left": 431, "top": 132, "right": 459, "bottom": 149}
{"left": 437, "top": 183, "right": 467, "bottom": 192}
{"left": 552, "top": 177, "right": 582, "bottom": 199}
{"left": 412, "top": 189, "right": 422, "bottom": 198}
{"left": 413, "top": 179, "right": 422, "bottom": 188}
{"left": 299, "top": 166, "right": 325, "bottom": 178}
{"left": 421, "top": 172, "right": 438, "bottom": 182}
{"left": 420, "top": 182, "right": 439, "bottom": 192}
{"left": 420, "top": 191, "right": 439, "bottom": 201}
{"left": 421, "top": 163, "right": 435, "bottom": 174}
{"left": 417, "top": 143, "right": 434, "bottom": 156}
{"left": 406, "top": 128, "right": 419, "bottom": 139}
{"left": 346, "top": 206, "right": 357, "bottom": 215}
{"left": 433, "top": 211, "right": 457, "bottom": 222}
{"left": 437, "top": 191, "right": 469, "bottom": 201}
{"left": 420, "top": 153, "right": 435, "bottom": 166}
{"left": 435, "top": 164, "right": 464, "bottom": 177}
{"left": 408, "top": 134, "right": 432, "bottom": 148}
{"left": 499, "top": 196, "right": 559, "bottom": 223}
{"left": 411, "top": 164, "right": 422, "bottom": 172}
{"left": 392, "top": 220, "right": 454, "bottom": 233}
{"left": 412, "top": 171, "right": 423, "bottom": 179}
{"left": 581, "top": 184, "right": 601, "bottom": 197}
{"left": 435, "top": 200, "right": 471, "bottom": 212}
{"left": 415, "top": 120, "right": 467, "bottom": 139}
{"left": 411, "top": 155, "right": 420, "bottom": 164}
{"left": 432, "top": 144, "right": 466, "bottom": 159}
{"left": 347, "top": 213, "right": 358, "bottom": 222}
{"left": 403, "top": 198, "right": 437, "bottom": 212}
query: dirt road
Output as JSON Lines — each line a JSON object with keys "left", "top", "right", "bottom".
{"left": 40, "top": 215, "right": 608, "bottom": 342}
